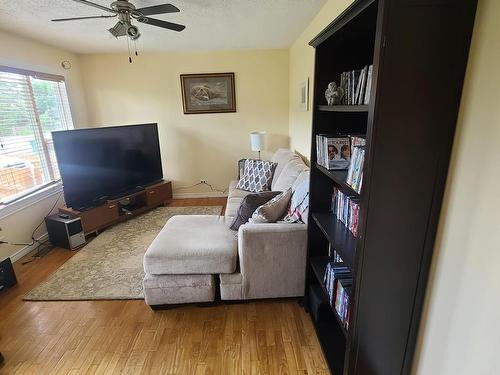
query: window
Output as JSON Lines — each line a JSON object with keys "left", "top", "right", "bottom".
{"left": 0, "top": 66, "right": 73, "bottom": 205}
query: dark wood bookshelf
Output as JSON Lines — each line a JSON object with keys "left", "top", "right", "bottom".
{"left": 315, "top": 164, "right": 360, "bottom": 197}
{"left": 318, "top": 105, "right": 369, "bottom": 112}
{"left": 305, "top": 0, "right": 477, "bottom": 374}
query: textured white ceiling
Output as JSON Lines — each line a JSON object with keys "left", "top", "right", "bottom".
{"left": 0, "top": 0, "right": 326, "bottom": 54}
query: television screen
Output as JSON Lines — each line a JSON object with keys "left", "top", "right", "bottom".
{"left": 52, "top": 123, "right": 163, "bottom": 210}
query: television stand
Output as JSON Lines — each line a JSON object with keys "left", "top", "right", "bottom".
{"left": 59, "top": 180, "right": 172, "bottom": 235}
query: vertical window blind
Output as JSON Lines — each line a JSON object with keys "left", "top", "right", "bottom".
{"left": 0, "top": 66, "right": 74, "bottom": 205}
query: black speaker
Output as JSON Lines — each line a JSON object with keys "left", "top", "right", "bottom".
{"left": 0, "top": 257, "right": 17, "bottom": 292}
{"left": 45, "top": 214, "right": 86, "bottom": 250}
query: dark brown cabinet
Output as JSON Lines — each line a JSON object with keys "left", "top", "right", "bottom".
{"left": 145, "top": 182, "right": 173, "bottom": 207}
{"left": 60, "top": 181, "right": 172, "bottom": 235}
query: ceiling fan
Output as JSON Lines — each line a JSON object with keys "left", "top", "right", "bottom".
{"left": 52, "top": 0, "right": 185, "bottom": 45}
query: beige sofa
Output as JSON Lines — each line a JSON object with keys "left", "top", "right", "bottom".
{"left": 143, "top": 149, "right": 310, "bottom": 306}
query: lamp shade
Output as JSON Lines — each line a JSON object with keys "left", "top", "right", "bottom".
{"left": 249, "top": 131, "right": 265, "bottom": 151}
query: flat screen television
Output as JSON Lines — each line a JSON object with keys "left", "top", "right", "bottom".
{"left": 52, "top": 123, "right": 163, "bottom": 210}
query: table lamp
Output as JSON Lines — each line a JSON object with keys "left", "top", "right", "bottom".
{"left": 249, "top": 131, "right": 265, "bottom": 160}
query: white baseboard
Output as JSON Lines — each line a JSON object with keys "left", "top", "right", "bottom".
{"left": 173, "top": 191, "right": 228, "bottom": 199}
{"left": 10, "top": 233, "right": 49, "bottom": 263}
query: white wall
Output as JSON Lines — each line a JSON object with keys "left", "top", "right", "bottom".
{"left": 288, "top": 0, "right": 353, "bottom": 158}
{"left": 412, "top": 1, "right": 500, "bottom": 373}
{"left": 0, "top": 31, "right": 88, "bottom": 261}
{"left": 79, "top": 49, "right": 290, "bottom": 197}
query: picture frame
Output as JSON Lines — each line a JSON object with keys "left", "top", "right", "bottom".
{"left": 180, "top": 72, "right": 236, "bottom": 114}
{"left": 299, "top": 79, "right": 309, "bottom": 111}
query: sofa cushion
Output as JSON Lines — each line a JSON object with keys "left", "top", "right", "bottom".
{"left": 144, "top": 215, "right": 238, "bottom": 275}
{"left": 284, "top": 174, "right": 310, "bottom": 224}
{"left": 249, "top": 188, "right": 292, "bottom": 224}
{"left": 225, "top": 197, "right": 243, "bottom": 217}
{"left": 227, "top": 180, "right": 252, "bottom": 200}
{"left": 236, "top": 159, "right": 276, "bottom": 192}
{"left": 271, "top": 149, "right": 301, "bottom": 183}
{"left": 229, "top": 191, "right": 281, "bottom": 231}
{"left": 220, "top": 272, "right": 243, "bottom": 300}
{"left": 292, "top": 169, "right": 310, "bottom": 191}
{"left": 272, "top": 158, "right": 309, "bottom": 192}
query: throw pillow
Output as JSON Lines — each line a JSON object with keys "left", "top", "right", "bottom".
{"left": 249, "top": 188, "right": 292, "bottom": 224}
{"left": 236, "top": 159, "right": 277, "bottom": 193}
{"left": 229, "top": 191, "right": 281, "bottom": 231}
{"left": 284, "top": 178, "right": 309, "bottom": 223}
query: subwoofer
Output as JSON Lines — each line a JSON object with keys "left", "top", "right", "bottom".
{"left": 45, "top": 214, "right": 85, "bottom": 250}
{"left": 0, "top": 257, "right": 17, "bottom": 292}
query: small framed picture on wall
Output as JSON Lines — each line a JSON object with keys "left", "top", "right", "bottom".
{"left": 180, "top": 72, "right": 236, "bottom": 114}
{"left": 299, "top": 79, "right": 309, "bottom": 111}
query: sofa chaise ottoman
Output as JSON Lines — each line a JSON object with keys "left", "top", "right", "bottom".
{"left": 143, "top": 215, "right": 237, "bottom": 305}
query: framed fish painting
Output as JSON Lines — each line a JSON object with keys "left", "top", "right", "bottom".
{"left": 180, "top": 73, "right": 236, "bottom": 114}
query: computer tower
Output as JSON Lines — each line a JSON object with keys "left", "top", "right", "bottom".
{"left": 45, "top": 215, "right": 85, "bottom": 250}
{"left": 0, "top": 257, "right": 17, "bottom": 292}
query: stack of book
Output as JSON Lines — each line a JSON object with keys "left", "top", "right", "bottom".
{"left": 347, "top": 145, "right": 365, "bottom": 193}
{"left": 331, "top": 187, "right": 360, "bottom": 237}
{"left": 323, "top": 261, "right": 352, "bottom": 330}
{"left": 335, "top": 279, "right": 352, "bottom": 330}
{"left": 316, "top": 135, "right": 351, "bottom": 170}
{"left": 340, "top": 65, "right": 373, "bottom": 105}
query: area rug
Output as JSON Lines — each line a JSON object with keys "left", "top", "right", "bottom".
{"left": 24, "top": 206, "right": 223, "bottom": 301}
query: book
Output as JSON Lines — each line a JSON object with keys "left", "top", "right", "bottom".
{"left": 357, "top": 66, "right": 368, "bottom": 104}
{"left": 354, "top": 68, "right": 364, "bottom": 105}
{"left": 350, "top": 135, "right": 366, "bottom": 155}
{"left": 324, "top": 262, "right": 351, "bottom": 307}
{"left": 334, "top": 278, "right": 352, "bottom": 327}
{"left": 332, "top": 187, "right": 360, "bottom": 237}
{"left": 346, "top": 146, "right": 365, "bottom": 193}
{"left": 316, "top": 135, "right": 350, "bottom": 170}
{"left": 339, "top": 67, "right": 372, "bottom": 105}
{"left": 327, "top": 137, "right": 350, "bottom": 170}
{"left": 364, "top": 65, "right": 373, "bottom": 104}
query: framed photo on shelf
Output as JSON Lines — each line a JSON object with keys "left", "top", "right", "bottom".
{"left": 180, "top": 72, "right": 236, "bottom": 114}
{"left": 299, "top": 78, "right": 309, "bottom": 111}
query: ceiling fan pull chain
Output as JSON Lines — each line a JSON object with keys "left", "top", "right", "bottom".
{"left": 134, "top": 40, "right": 138, "bottom": 56}
{"left": 127, "top": 37, "right": 132, "bottom": 63}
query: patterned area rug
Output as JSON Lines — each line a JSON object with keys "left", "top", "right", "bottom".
{"left": 24, "top": 206, "right": 223, "bottom": 301}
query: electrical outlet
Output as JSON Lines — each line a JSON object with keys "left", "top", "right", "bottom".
{"left": 200, "top": 180, "right": 207, "bottom": 184}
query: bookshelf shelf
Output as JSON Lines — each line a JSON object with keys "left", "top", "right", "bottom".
{"left": 318, "top": 105, "right": 369, "bottom": 112}
{"left": 310, "top": 256, "right": 329, "bottom": 284}
{"left": 315, "top": 164, "right": 360, "bottom": 197}
{"left": 305, "top": 0, "right": 475, "bottom": 373}
{"left": 312, "top": 213, "right": 357, "bottom": 270}
{"left": 310, "top": 256, "right": 349, "bottom": 338}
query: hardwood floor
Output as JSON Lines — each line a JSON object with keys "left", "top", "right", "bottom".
{"left": 0, "top": 198, "right": 329, "bottom": 374}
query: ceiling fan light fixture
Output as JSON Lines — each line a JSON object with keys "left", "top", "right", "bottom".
{"left": 126, "top": 24, "right": 140, "bottom": 40}
{"left": 108, "top": 21, "right": 126, "bottom": 38}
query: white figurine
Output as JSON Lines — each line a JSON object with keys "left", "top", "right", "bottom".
{"left": 325, "top": 82, "right": 344, "bottom": 105}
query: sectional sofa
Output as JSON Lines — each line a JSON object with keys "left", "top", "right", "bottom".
{"left": 143, "top": 149, "right": 310, "bottom": 307}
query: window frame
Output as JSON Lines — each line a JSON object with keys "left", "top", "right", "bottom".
{"left": 0, "top": 65, "right": 73, "bottom": 210}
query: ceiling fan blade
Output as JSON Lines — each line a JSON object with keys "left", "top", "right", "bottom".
{"left": 136, "top": 4, "right": 180, "bottom": 16}
{"left": 52, "top": 15, "right": 117, "bottom": 22}
{"left": 138, "top": 17, "right": 185, "bottom": 32}
{"left": 71, "top": 0, "right": 117, "bottom": 14}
